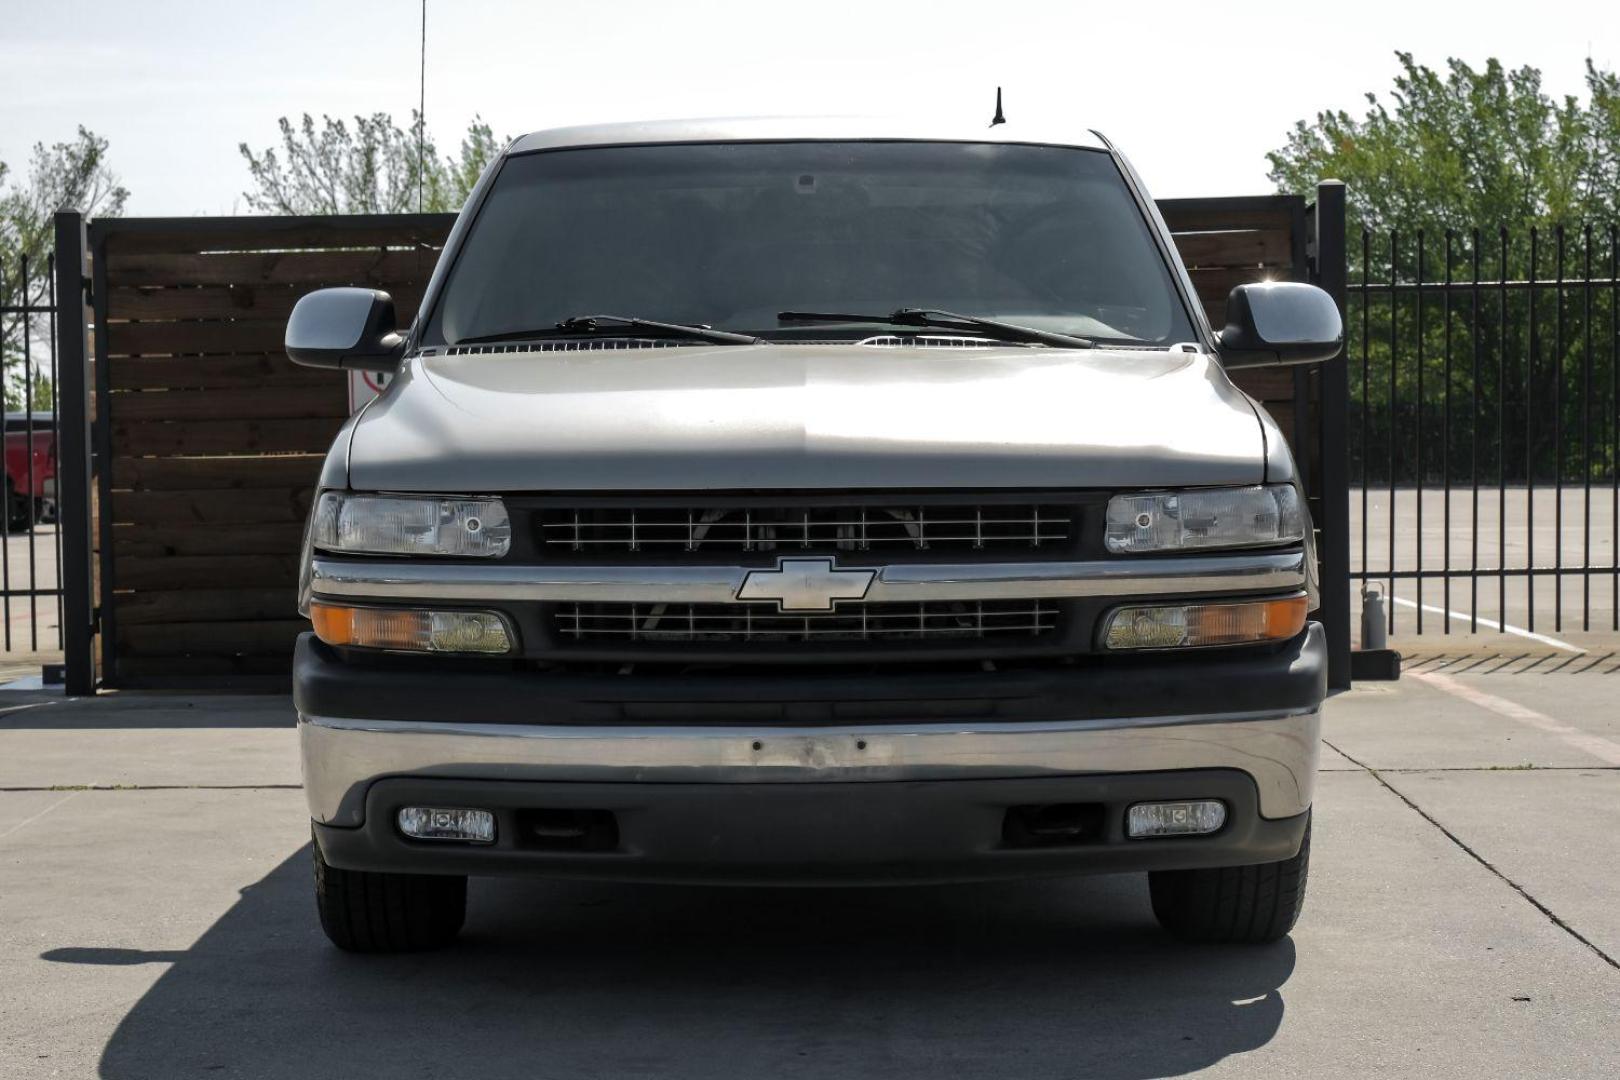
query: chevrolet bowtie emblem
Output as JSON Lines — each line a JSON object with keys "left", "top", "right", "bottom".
{"left": 737, "top": 557, "right": 876, "bottom": 612}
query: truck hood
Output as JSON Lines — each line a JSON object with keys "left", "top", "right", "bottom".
{"left": 343, "top": 343, "right": 1266, "bottom": 492}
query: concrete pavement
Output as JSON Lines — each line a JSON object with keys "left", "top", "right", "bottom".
{"left": 1, "top": 672, "right": 1617, "bottom": 1079}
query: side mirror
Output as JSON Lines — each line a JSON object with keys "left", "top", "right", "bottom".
{"left": 1217, "top": 281, "right": 1343, "bottom": 369}
{"left": 285, "top": 287, "right": 406, "bottom": 372}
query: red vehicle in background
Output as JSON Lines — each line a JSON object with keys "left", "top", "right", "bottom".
{"left": 4, "top": 411, "right": 55, "bottom": 533}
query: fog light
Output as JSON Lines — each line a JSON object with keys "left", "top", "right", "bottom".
{"left": 1126, "top": 800, "right": 1226, "bottom": 839}
{"left": 398, "top": 807, "right": 496, "bottom": 844}
{"left": 310, "top": 602, "right": 512, "bottom": 654}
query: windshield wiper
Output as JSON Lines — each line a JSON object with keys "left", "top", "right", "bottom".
{"left": 558, "top": 315, "right": 762, "bottom": 345}
{"left": 459, "top": 315, "right": 761, "bottom": 347}
{"left": 777, "top": 308, "right": 1093, "bottom": 349}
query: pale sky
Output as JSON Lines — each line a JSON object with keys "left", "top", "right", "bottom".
{"left": 1, "top": 0, "right": 1613, "bottom": 216}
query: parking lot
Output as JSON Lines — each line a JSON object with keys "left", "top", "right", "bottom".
{"left": 2, "top": 665, "right": 1617, "bottom": 1079}
{"left": 0, "top": 523, "right": 60, "bottom": 660}
{"left": 1351, "top": 487, "right": 1619, "bottom": 652}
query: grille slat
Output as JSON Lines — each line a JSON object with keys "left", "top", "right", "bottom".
{"left": 540, "top": 504, "right": 1071, "bottom": 556}
{"left": 555, "top": 600, "right": 1060, "bottom": 643}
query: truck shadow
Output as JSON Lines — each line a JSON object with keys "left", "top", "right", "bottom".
{"left": 60, "top": 845, "right": 1295, "bottom": 1079}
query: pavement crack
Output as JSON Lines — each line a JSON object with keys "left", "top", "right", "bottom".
{"left": 1369, "top": 765, "right": 1620, "bottom": 773}
{"left": 1323, "top": 738, "right": 1619, "bottom": 972}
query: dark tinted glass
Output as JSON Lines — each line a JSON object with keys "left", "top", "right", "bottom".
{"left": 426, "top": 141, "right": 1195, "bottom": 347}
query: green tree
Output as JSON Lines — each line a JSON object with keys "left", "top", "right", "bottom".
{"left": 1269, "top": 55, "right": 1620, "bottom": 488}
{"left": 238, "top": 112, "right": 502, "bottom": 215}
{"left": 0, "top": 127, "right": 128, "bottom": 410}
{"left": 1267, "top": 53, "right": 1620, "bottom": 236}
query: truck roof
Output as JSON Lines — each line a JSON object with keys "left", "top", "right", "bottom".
{"left": 506, "top": 117, "right": 1110, "bottom": 156}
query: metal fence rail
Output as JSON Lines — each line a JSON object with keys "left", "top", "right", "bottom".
{"left": 0, "top": 249, "right": 65, "bottom": 655}
{"left": 1350, "top": 224, "right": 1620, "bottom": 636}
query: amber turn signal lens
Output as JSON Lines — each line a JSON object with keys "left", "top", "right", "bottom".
{"left": 1103, "top": 594, "right": 1308, "bottom": 650}
{"left": 309, "top": 602, "right": 355, "bottom": 646}
{"left": 309, "top": 602, "right": 512, "bottom": 654}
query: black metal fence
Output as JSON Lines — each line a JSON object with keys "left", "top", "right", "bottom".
{"left": 1349, "top": 224, "right": 1620, "bottom": 636}
{"left": 0, "top": 249, "right": 65, "bottom": 655}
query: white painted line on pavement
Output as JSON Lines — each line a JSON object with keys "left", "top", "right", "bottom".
{"left": 0, "top": 790, "right": 80, "bottom": 841}
{"left": 1411, "top": 670, "right": 1620, "bottom": 766}
{"left": 1388, "top": 596, "right": 1585, "bottom": 653}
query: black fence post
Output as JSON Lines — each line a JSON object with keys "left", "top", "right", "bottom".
{"left": 1313, "top": 182, "right": 1352, "bottom": 688}
{"left": 53, "top": 211, "right": 96, "bottom": 695}
{"left": 88, "top": 223, "right": 117, "bottom": 688}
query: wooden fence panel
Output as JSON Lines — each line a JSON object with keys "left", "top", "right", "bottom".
{"left": 92, "top": 214, "right": 456, "bottom": 686}
{"left": 1161, "top": 195, "right": 1310, "bottom": 480}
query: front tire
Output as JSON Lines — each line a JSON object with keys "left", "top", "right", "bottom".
{"left": 1148, "top": 816, "right": 1310, "bottom": 944}
{"left": 312, "top": 837, "right": 466, "bottom": 952}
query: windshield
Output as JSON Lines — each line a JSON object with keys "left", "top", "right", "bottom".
{"left": 424, "top": 141, "right": 1197, "bottom": 348}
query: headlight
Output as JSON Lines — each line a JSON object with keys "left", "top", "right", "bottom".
{"left": 311, "top": 492, "right": 511, "bottom": 557}
{"left": 1104, "top": 485, "right": 1303, "bottom": 554}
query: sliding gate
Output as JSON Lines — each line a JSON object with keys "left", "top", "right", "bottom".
{"left": 1348, "top": 223, "right": 1620, "bottom": 639}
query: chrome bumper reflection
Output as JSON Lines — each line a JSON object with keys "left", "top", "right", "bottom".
{"left": 308, "top": 550, "right": 1307, "bottom": 605}
{"left": 300, "top": 707, "right": 1320, "bottom": 827}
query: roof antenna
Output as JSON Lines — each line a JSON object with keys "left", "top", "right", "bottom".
{"left": 989, "top": 86, "right": 1006, "bottom": 127}
{"left": 417, "top": 0, "right": 427, "bottom": 212}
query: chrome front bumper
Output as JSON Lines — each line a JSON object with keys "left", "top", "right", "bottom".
{"left": 300, "top": 705, "right": 1320, "bottom": 828}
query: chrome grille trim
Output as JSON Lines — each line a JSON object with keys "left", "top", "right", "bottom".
{"left": 308, "top": 550, "right": 1307, "bottom": 604}
{"left": 555, "top": 600, "right": 1060, "bottom": 643}
{"left": 538, "top": 504, "right": 1071, "bottom": 553}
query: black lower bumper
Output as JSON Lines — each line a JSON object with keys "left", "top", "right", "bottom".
{"left": 294, "top": 623, "right": 1327, "bottom": 727}
{"left": 314, "top": 768, "right": 1308, "bottom": 886}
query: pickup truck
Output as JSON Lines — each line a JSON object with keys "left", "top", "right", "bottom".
{"left": 287, "top": 118, "right": 1339, "bottom": 953}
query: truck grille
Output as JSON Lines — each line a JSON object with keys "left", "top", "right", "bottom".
{"left": 555, "top": 600, "right": 1060, "bottom": 643}
{"left": 538, "top": 504, "right": 1071, "bottom": 555}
